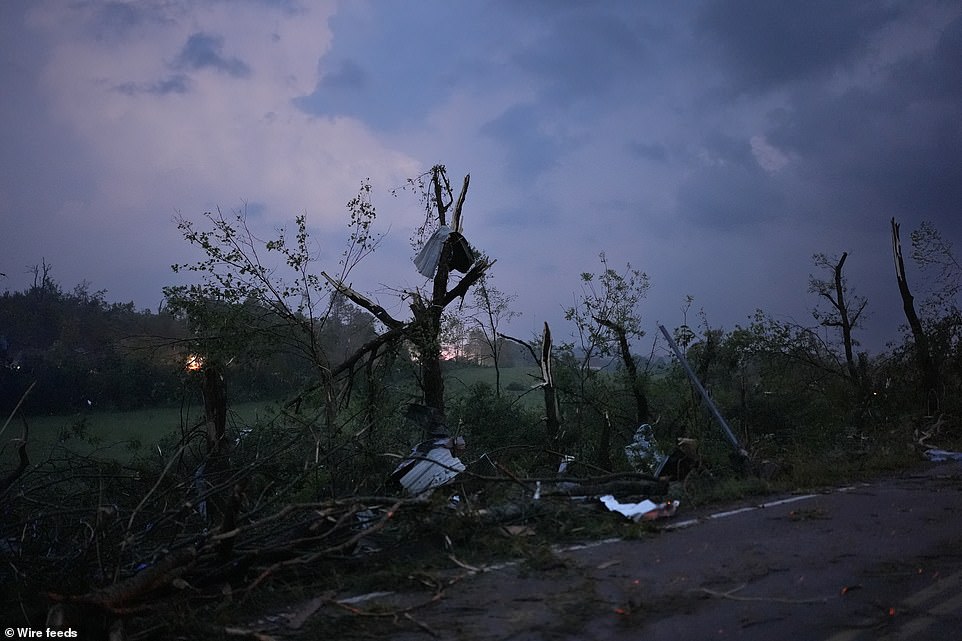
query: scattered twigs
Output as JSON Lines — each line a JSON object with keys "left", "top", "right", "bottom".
{"left": 117, "top": 443, "right": 189, "bottom": 576}
{"left": 332, "top": 571, "right": 465, "bottom": 623}
{"left": 242, "top": 499, "right": 404, "bottom": 597}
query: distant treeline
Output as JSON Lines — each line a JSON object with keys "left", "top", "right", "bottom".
{"left": 0, "top": 275, "right": 375, "bottom": 416}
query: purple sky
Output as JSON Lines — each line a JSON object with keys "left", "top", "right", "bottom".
{"left": 2, "top": 1, "right": 961, "bottom": 355}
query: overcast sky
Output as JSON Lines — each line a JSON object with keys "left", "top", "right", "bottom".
{"left": 2, "top": 0, "right": 961, "bottom": 355}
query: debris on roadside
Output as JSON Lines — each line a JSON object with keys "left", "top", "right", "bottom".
{"left": 390, "top": 436, "right": 467, "bottom": 496}
{"left": 555, "top": 455, "right": 579, "bottom": 493}
{"left": 924, "top": 448, "right": 962, "bottom": 462}
{"left": 653, "top": 438, "right": 700, "bottom": 481}
{"left": 500, "top": 525, "right": 536, "bottom": 538}
{"left": 599, "top": 494, "right": 680, "bottom": 522}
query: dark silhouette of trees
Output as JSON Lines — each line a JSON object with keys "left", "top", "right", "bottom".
{"left": 809, "top": 251, "right": 867, "bottom": 385}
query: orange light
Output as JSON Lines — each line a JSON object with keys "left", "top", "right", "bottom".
{"left": 186, "top": 354, "right": 204, "bottom": 372}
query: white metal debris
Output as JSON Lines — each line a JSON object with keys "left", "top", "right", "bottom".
{"left": 413, "top": 225, "right": 453, "bottom": 277}
{"left": 391, "top": 436, "right": 466, "bottom": 496}
{"left": 599, "top": 495, "right": 680, "bottom": 522}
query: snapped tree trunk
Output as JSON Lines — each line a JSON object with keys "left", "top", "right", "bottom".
{"left": 541, "top": 323, "right": 561, "bottom": 442}
{"left": 891, "top": 218, "right": 939, "bottom": 412}
{"left": 421, "top": 213, "right": 457, "bottom": 411}
{"left": 202, "top": 365, "right": 228, "bottom": 455}
{"left": 320, "top": 166, "right": 492, "bottom": 416}
{"left": 501, "top": 323, "right": 561, "bottom": 442}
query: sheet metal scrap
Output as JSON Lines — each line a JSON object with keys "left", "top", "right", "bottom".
{"left": 391, "top": 436, "right": 467, "bottom": 496}
{"left": 600, "top": 495, "right": 680, "bottom": 522}
{"left": 413, "top": 226, "right": 475, "bottom": 277}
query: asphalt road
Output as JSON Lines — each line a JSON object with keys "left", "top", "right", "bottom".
{"left": 378, "top": 460, "right": 962, "bottom": 641}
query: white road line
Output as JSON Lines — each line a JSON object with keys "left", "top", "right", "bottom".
{"left": 665, "top": 493, "right": 820, "bottom": 530}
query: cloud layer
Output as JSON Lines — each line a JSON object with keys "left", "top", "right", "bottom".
{"left": 1, "top": 0, "right": 960, "bottom": 352}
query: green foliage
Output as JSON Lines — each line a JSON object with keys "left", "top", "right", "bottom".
{"left": 449, "top": 382, "right": 539, "bottom": 456}
{"left": 563, "top": 252, "right": 649, "bottom": 361}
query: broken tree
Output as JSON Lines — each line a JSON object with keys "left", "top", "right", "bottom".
{"left": 501, "top": 322, "right": 562, "bottom": 442}
{"left": 892, "top": 218, "right": 940, "bottom": 412}
{"left": 324, "top": 165, "right": 494, "bottom": 413}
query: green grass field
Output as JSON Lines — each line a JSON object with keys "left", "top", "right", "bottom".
{"left": 0, "top": 400, "right": 279, "bottom": 466}
{"left": 0, "top": 364, "right": 538, "bottom": 469}
{"left": 444, "top": 364, "right": 543, "bottom": 400}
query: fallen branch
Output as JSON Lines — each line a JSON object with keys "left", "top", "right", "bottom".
{"left": 321, "top": 272, "right": 404, "bottom": 330}
{"left": 50, "top": 546, "right": 198, "bottom": 612}
{"left": 243, "top": 500, "right": 404, "bottom": 596}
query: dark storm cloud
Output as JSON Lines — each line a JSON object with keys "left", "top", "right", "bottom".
{"left": 320, "top": 58, "right": 367, "bottom": 91}
{"left": 761, "top": 11, "right": 962, "bottom": 228}
{"left": 931, "top": 13, "right": 962, "bottom": 99}
{"left": 5, "top": 0, "right": 960, "bottom": 354}
{"left": 479, "top": 104, "right": 567, "bottom": 181}
{"left": 114, "top": 74, "right": 191, "bottom": 96}
{"left": 0, "top": 1, "right": 98, "bottom": 227}
{"left": 174, "top": 32, "right": 251, "bottom": 78}
{"left": 676, "top": 160, "right": 786, "bottom": 230}
{"left": 696, "top": 0, "right": 902, "bottom": 94}
{"left": 511, "top": 6, "right": 651, "bottom": 104}
{"left": 887, "top": 12, "right": 962, "bottom": 103}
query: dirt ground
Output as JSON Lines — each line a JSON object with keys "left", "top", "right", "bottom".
{"left": 251, "top": 460, "right": 962, "bottom": 640}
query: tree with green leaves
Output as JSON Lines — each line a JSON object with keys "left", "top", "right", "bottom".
{"left": 563, "top": 252, "right": 650, "bottom": 425}
{"left": 162, "top": 185, "right": 391, "bottom": 509}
